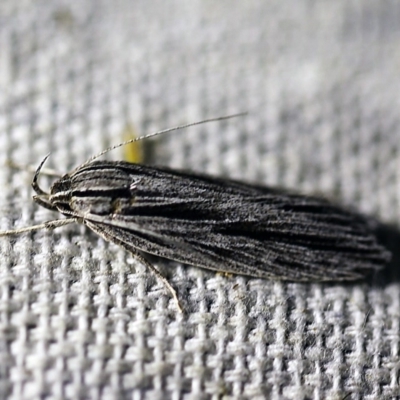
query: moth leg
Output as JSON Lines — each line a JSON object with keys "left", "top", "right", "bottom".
{"left": 43, "top": 218, "right": 76, "bottom": 229}
{"left": 84, "top": 220, "right": 184, "bottom": 313}
{"left": 0, "top": 218, "right": 76, "bottom": 236}
{"left": 130, "top": 251, "right": 183, "bottom": 313}
{"left": 6, "top": 160, "right": 61, "bottom": 177}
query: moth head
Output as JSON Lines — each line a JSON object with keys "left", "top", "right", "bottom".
{"left": 50, "top": 162, "right": 138, "bottom": 216}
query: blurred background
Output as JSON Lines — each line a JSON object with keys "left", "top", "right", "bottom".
{"left": 0, "top": 1, "right": 399, "bottom": 399}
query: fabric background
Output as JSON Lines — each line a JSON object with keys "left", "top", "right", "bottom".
{"left": 0, "top": 1, "right": 399, "bottom": 399}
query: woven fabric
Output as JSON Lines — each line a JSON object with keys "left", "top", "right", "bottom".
{"left": 0, "top": 1, "right": 399, "bottom": 399}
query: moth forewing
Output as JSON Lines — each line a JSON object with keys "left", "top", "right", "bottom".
{"left": 56, "top": 161, "right": 389, "bottom": 280}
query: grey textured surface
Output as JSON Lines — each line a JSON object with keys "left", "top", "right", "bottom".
{"left": 0, "top": 1, "right": 399, "bottom": 399}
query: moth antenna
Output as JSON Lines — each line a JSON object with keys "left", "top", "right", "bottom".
{"left": 75, "top": 112, "right": 247, "bottom": 171}
{"left": 32, "top": 153, "right": 52, "bottom": 196}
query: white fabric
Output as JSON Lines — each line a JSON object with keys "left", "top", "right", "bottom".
{"left": 0, "top": 1, "right": 399, "bottom": 399}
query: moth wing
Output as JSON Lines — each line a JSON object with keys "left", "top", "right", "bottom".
{"left": 83, "top": 220, "right": 232, "bottom": 274}
{"left": 70, "top": 163, "right": 389, "bottom": 281}
{"left": 83, "top": 214, "right": 383, "bottom": 281}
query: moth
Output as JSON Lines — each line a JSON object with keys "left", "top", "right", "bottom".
{"left": 0, "top": 115, "right": 391, "bottom": 311}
